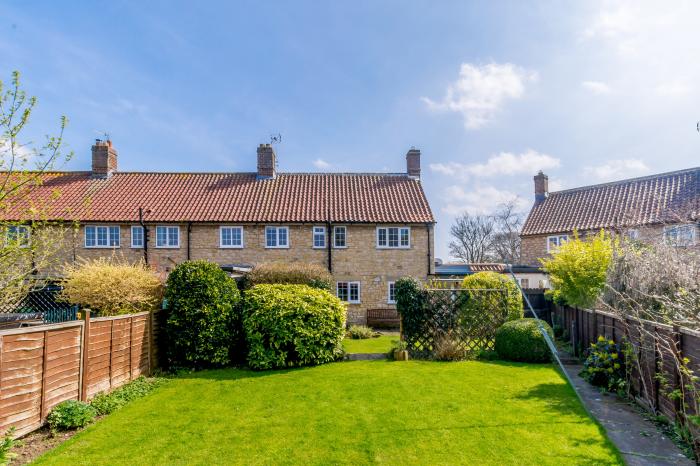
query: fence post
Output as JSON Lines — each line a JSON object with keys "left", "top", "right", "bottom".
{"left": 129, "top": 317, "right": 134, "bottom": 381}
{"left": 39, "top": 330, "right": 49, "bottom": 421}
{"left": 592, "top": 309, "right": 597, "bottom": 341}
{"left": 148, "top": 311, "right": 154, "bottom": 375}
{"left": 673, "top": 325, "right": 682, "bottom": 416}
{"left": 653, "top": 325, "right": 660, "bottom": 412}
{"left": 80, "top": 309, "right": 91, "bottom": 401}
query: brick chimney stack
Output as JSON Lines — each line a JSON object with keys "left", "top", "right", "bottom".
{"left": 91, "top": 139, "right": 118, "bottom": 178}
{"left": 257, "top": 143, "right": 276, "bottom": 179}
{"left": 534, "top": 171, "right": 549, "bottom": 203}
{"left": 406, "top": 147, "right": 421, "bottom": 178}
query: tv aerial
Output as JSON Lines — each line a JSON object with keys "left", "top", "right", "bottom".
{"left": 270, "top": 133, "right": 282, "bottom": 145}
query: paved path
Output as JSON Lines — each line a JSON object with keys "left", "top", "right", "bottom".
{"left": 562, "top": 363, "right": 694, "bottom": 466}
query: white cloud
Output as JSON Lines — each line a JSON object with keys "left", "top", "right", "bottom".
{"left": 441, "top": 185, "right": 529, "bottom": 216}
{"left": 312, "top": 158, "right": 331, "bottom": 169}
{"left": 655, "top": 80, "right": 691, "bottom": 97}
{"left": 584, "top": 159, "right": 650, "bottom": 182}
{"left": 430, "top": 150, "right": 559, "bottom": 181}
{"left": 422, "top": 63, "right": 537, "bottom": 129}
{"left": 581, "top": 80, "right": 611, "bottom": 94}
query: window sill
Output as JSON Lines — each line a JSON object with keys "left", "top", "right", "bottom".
{"left": 332, "top": 245, "right": 348, "bottom": 249}
{"left": 85, "top": 246, "right": 121, "bottom": 249}
{"left": 154, "top": 246, "right": 181, "bottom": 249}
{"left": 376, "top": 246, "right": 411, "bottom": 250}
{"left": 219, "top": 245, "right": 244, "bottom": 249}
{"left": 265, "top": 246, "right": 290, "bottom": 249}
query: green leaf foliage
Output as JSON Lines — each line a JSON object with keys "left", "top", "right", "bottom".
{"left": 47, "top": 400, "right": 96, "bottom": 432}
{"left": 244, "top": 284, "right": 346, "bottom": 370}
{"left": 461, "top": 271, "right": 524, "bottom": 322}
{"left": 165, "top": 260, "right": 242, "bottom": 369}
{"left": 246, "top": 262, "right": 332, "bottom": 290}
{"left": 581, "top": 336, "right": 626, "bottom": 393}
{"left": 541, "top": 230, "right": 613, "bottom": 308}
{"left": 495, "top": 318, "right": 553, "bottom": 363}
{"left": 395, "top": 277, "right": 428, "bottom": 337}
{"left": 90, "top": 376, "right": 166, "bottom": 416}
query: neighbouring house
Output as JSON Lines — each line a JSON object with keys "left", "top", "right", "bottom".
{"left": 433, "top": 261, "right": 549, "bottom": 289}
{"left": 521, "top": 167, "right": 700, "bottom": 266}
{"left": 2, "top": 140, "right": 435, "bottom": 325}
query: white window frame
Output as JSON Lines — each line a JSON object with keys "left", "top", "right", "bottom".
{"left": 131, "top": 225, "right": 144, "bottom": 249}
{"left": 376, "top": 226, "right": 411, "bottom": 249}
{"left": 265, "top": 226, "right": 289, "bottom": 249}
{"left": 337, "top": 281, "right": 361, "bottom": 304}
{"left": 664, "top": 224, "right": 697, "bottom": 247}
{"left": 624, "top": 229, "right": 640, "bottom": 241}
{"left": 5, "top": 225, "right": 30, "bottom": 248}
{"left": 333, "top": 226, "right": 347, "bottom": 248}
{"left": 220, "top": 226, "right": 244, "bottom": 249}
{"left": 155, "top": 225, "right": 180, "bottom": 248}
{"left": 85, "top": 225, "right": 120, "bottom": 248}
{"left": 546, "top": 234, "right": 569, "bottom": 252}
{"left": 387, "top": 281, "right": 396, "bottom": 305}
{"left": 312, "top": 226, "right": 326, "bottom": 249}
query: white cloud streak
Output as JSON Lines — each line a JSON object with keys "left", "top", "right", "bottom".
{"left": 430, "top": 150, "right": 559, "bottom": 181}
{"left": 441, "top": 185, "right": 529, "bottom": 216}
{"left": 422, "top": 63, "right": 537, "bottom": 129}
{"left": 584, "top": 158, "right": 650, "bottom": 182}
{"left": 581, "top": 80, "right": 611, "bottom": 94}
{"left": 312, "top": 158, "right": 331, "bottom": 169}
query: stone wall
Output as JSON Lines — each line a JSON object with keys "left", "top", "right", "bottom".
{"left": 51, "top": 222, "right": 434, "bottom": 325}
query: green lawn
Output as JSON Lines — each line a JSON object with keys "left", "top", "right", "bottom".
{"left": 34, "top": 361, "right": 621, "bottom": 465}
{"left": 342, "top": 335, "right": 395, "bottom": 353}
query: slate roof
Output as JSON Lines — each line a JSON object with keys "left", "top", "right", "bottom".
{"left": 433, "top": 263, "right": 542, "bottom": 276}
{"left": 0, "top": 172, "right": 434, "bottom": 224}
{"left": 521, "top": 167, "right": 700, "bottom": 236}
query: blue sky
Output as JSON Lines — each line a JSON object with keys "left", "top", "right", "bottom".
{"left": 2, "top": 1, "right": 699, "bottom": 260}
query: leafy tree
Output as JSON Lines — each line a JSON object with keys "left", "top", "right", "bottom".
{"left": 0, "top": 71, "right": 73, "bottom": 308}
{"left": 541, "top": 230, "right": 613, "bottom": 308}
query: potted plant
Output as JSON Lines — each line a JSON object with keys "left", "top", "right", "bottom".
{"left": 392, "top": 340, "right": 409, "bottom": 361}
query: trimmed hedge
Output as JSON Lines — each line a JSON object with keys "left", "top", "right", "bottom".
{"left": 461, "top": 272, "right": 523, "bottom": 322}
{"left": 246, "top": 262, "right": 332, "bottom": 290}
{"left": 495, "top": 318, "right": 553, "bottom": 363}
{"left": 244, "top": 284, "right": 345, "bottom": 370}
{"left": 165, "top": 260, "right": 241, "bottom": 369}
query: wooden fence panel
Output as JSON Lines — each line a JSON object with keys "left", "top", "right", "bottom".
{"left": 0, "top": 322, "right": 84, "bottom": 438}
{"left": 0, "top": 311, "right": 157, "bottom": 437}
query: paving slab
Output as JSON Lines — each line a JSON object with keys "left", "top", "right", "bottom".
{"left": 344, "top": 353, "right": 387, "bottom": 361}
{"left": 563, "top": 363, "right": 694, "bottom": 466}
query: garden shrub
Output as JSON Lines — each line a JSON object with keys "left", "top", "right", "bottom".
{"left": 461, "top": 271, "right": 523, "bottom": 322}
{"left": 60, "top": 257, "right": 163, "bottom": 316}
{"left": 0, "top": 428, "right": 16, "bottom": 465}
{"left": 91, "top": 376, "right": 165, "bottom": 416}
{"left": 246, "top": 262, "right": 332, "bottom": 290}
{"left": 433, "top": 331, "right": 467, "bottom": 361}
{"left": 347, "top": 325, "right": 375, "bottom": 339}
{"left": 165, "top": 260, "right": 241, "bottom": 369}
{"left": 244, "top": 284, "right": 345, "bottom": 369}
{"left": 495, "top": 318, "right": 553, "bottom": 363}
{"left": 581, "top": 336, "right": 626, "bottom": 393}
{"left": 47, "top": 400, "right": 96, "bottom": 432}
{"left": 541, "top": 230, "right": 613, "bottom": 308}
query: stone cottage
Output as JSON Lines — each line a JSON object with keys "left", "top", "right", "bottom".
{"left": 3, "top": 140, "right": 435, "bottom": 325}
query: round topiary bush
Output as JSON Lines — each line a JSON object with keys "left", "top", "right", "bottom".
{"left": 461, "top": 271, "right": 524, "bottom": 322}
{"left": 244, "top": 284, "right": 346, "bottom": 370}
{"left": 165, "top": 260, "right": 241, "bottom": 369}
{"left": 494, "top": 318, "right": 553, "bottom": 363}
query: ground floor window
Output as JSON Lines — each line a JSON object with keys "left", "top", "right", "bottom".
{"left": 337, "top": 281, "right": 360, "bottom": 304}
{"left": 156, "top": 226, "right": 180, "bottom": 248}
{"left": 387, "top": 281, "right": 396, "bottom": 304}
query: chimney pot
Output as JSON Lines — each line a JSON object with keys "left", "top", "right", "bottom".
{"left": 406, "top": 148, "right": 421, "bottom": 178}
{"left": 91, "top": 139, "right": 118, "bottom": 178}
{"left": 534, "top": 171, "right": 548, "bottom": 203}
{"left": 257, "top": 143, "right": 276, "bottom": 179}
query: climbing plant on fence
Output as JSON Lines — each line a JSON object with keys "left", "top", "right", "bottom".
{"left": 395, "top": 277, "right": 513, "bottom": 359}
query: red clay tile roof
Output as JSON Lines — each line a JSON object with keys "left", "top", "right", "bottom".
{"left": 521, "top": 167, "right": 699, "bottom": 236}
{"left": 1, "top": 172, "right": 435, "bottom": 224}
